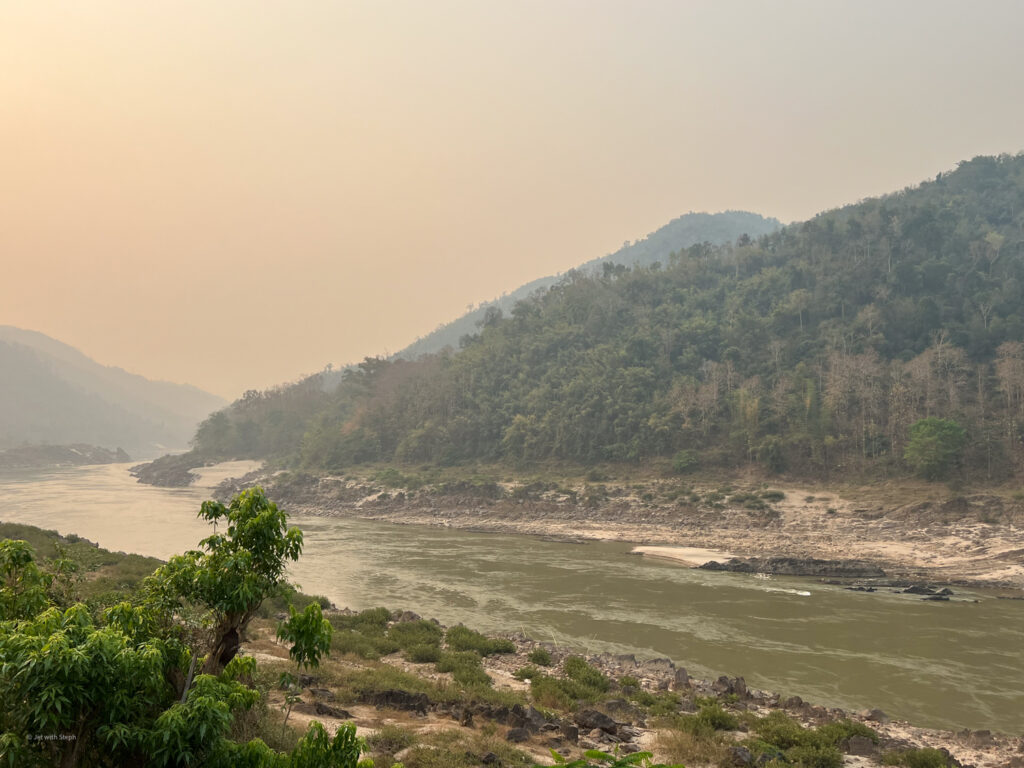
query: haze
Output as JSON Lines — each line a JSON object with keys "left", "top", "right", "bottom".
{"left": 2, "top": 1, "right": 1022, "bottom": 399}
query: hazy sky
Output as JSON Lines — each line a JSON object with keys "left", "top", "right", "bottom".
{"left": 2, "top": 1, "right": 1023, "bottom": 398}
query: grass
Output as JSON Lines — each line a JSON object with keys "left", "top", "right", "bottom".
{"left": 446, "top": 625, "right": 515, "bottom": 656}
{"left": 882, "top": 748, "right": 952, "bottom": 768}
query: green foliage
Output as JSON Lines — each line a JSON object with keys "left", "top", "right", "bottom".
{"left": 435, "top": 651, "right": 492, "bottom": 687}
{"left": 538, "top": 747, "right": 683, "bottom": 767}
{"left": 277, "top": 602, "right": 334, "bottom": 670}
{"left": 882, "top": 748, "right": 952, "bottom": 768}
{"left": 445, "top": 625, "right": 514, "bottom": 656}
{"left": 513, "top": 665, "right": 542, "bottom": 681}
{"left": 671, "top": 449, "right": 700, "bottom": 474}
{"left": 528, "top": 647, "right": 553, "bottom": 666}
{"left": 0, "top": 493, "right": 373, "bottom": 768}
{"left": 563, "top": 656, "right": 610, "bottom": 693}
{"left": 190, "top": 155, "right": 1024, "bottom": 482}
{"left": 904, "top": 418, "right": 968, "bottom": 480}
{"left": 743, "top": 712, "right": 869, "bottom": 768}
{"left": 151, "top": 487, "right": 303, "bottom": 675}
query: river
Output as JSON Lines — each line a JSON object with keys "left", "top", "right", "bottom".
{"left": 1, "top": 462, "right": 1021, "bottom": 734}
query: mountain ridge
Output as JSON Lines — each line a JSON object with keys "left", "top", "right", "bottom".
{"left": 0, "top": 325, "right": 226, "bottom": 457}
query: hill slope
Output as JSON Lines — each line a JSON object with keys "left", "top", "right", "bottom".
{"left": 0, "top": 326, "right": 226, "bottom": 457}
{"left": 183, "top": 154, "right": 1024, "bottom": 482}
{"left": 396, "top": 211, "right": 780, "bottom": 359}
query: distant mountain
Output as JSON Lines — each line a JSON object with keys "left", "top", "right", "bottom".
{"left": 0, "top": 326, "right": 226, "bottom": 457}
{"left": 395, "top": 211, "right": 781, "bottom": 359}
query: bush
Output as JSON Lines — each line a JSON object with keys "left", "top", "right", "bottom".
{"left": 406, "top": 643, "right": 441, "bottom": 663}
{"left": 693, "top": 700, "right": 739, "bottom": 731}
{"left": 816, "top": 720, "right": 878, "bottom": 747}
{"left": 388, "top": 619, "right": 444, "bottom": 650}
{"left": 436, "top": 651, "right": 492, "bottom": 688}
{"left": 513, "top": 665, "right": 542, "bottom": 681}
{"left": 446, "top": 625, "right": 514, "bottom": 656}
{"left": 882, "top": 748, "right": 952, "bottom": 768}
{"left": 564, "top": 656, "right": 609, "bottom": 692}
{"left": 761, "top": 490, "right": 786, "bottom": 502}
{"left": 753, "top": 710, "right": 810, "bottom": 748}
{"left": 672, "top": 449, "right": 700, "bottom": 474}
{"left": 787, "top": 744, "right": 843, "bottom": 768}
{"left": 528, "top": 647, "right": 552, "bottom": 666}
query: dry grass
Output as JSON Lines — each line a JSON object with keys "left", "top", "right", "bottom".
{"left": 656, "top": 726, "right": 731, "bottom": 767}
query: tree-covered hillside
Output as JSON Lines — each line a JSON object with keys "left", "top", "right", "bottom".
{"left": 395, "top": 211, "right": 780, "bottom": 360}
{"left": 191, "top": 154, "right": 1024, "bottom": 481}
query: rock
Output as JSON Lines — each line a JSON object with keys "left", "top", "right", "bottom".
{"left": 923, "top": 595, "right": 950, "bottom": 601}
{"left": 640, "top": 657, "right": 676, "bottom": 675}
{"left": 730, "top": 746, "right": 754, "bottom": 766}
{"left": 561, "top": 724, "right": 579, "bottom": 742}
{"left": 314, "top": 702, "right": 352, "bottom": 718}
{"left": 524, "top": 706, "right": 548, "bottom": 732}
{"left": 396, "top": 610, "right": 421, "bottom": 622}
{"left": 844, "top": 736, "right": 877, "bottom": 756}
{"left": 700, "top": 557, "right": 885, "bottom": 578}
{"left": 575, "top": 709, "right": 618, "bottom": 734}
{"left": 861, "top": 708, "right": 890, "bottom": 724}
{"left": 481, "top": 752, "right": 499, "bottom": 764}
{"left": 673, "top": 668, "right": 690, "bottom": 689}
{"left": 782, "top": 696, "right": 804, "bottom": 710}
{"left": 958, "top": 729, "right": 995, "bottom": 748}
{"left": 903, "top": 585, "right": 937, "bottom": 595}
{"left": 365, "top": 689, "right": 430, "bottom": 715}
{"left": 506, "top": 727, "right": 531, "bottom": 743}
{"left": 309, "top": 687, "right": 335, "bottom": 701}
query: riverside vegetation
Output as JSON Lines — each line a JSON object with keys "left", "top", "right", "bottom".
{"left": 148, "top": 155, "right": 1024, "bottom": 486}
{"left": 3, "top": 496, "right": 1021, "bottom": 768}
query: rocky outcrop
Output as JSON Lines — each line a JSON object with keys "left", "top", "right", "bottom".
{"left": 0, "top": 443, "right": 130, "bottom": 469}
{"left": 700, "top": 556, "right": 886, "bottom": 578}
{"left": 129, "top": 451, "right": 201, "bottom": 487}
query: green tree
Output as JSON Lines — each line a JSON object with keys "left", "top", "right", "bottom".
{"left": 151, "top": 487, "right": 303, "bottom": 677}
{"left": 903, "top": 417, "right": 967, "bottom": 480}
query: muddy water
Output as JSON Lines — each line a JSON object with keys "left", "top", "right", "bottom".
{"left": 1, "top": 463, "right": 1021, "bottom": 734}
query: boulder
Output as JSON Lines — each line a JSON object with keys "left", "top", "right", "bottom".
{"left": 673, "top": 667, "right": 690, "bottom": 689}
{"left": 730, "top": 746, "right": 754, "bottom": 766}
{"left": 506, "top": 727, "right": 531, "bottom": 743}
{"left": 574, "top": 709, "right": 618, "bottom": 734}
{"left": 844, "top": 736, "right": 877, "bottom": 756}
{"left": 314, "top": 702, "right": 352, "bottom": 719}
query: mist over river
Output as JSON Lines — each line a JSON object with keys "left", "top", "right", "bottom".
{"left": 1, "top": 463, "right": 1021, "bottom": 734}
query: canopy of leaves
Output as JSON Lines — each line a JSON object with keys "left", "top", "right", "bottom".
{"left": 190, "top": 153, "right": 1024, "bottom": 481}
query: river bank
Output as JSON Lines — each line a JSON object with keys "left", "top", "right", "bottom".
{"left": 243, "top": 606, "right": 1024, "bottom": 768}
{"left": 205, "top": 467, "right": 1024, "bottom": 593}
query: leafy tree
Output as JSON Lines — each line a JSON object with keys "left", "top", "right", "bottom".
{"left": 904, "top": 418, "right": 968, "bottom": 480}
{"left": 0, "top": 490, "right": 371, "bottom": 768}
{"left": 151, "top": 487, "right": 303, "bottom": 677}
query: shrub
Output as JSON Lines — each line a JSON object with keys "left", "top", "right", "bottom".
{"left": 672, "top": 449, "right": 700, "bottom": 474}
{"left": 446, "top": 625, "right": 514, "bottom": 656}
{"left": 564, "top": 656, "right": 609, "bottom": 692}
{"left": 618, "top": 675, "right": 640, "bottom": 688}
{"left": 816, "top": 720, "right": 878, "bottom": 746}
{"left": 388, "top": 619, "right": 444, "bottom": 650}
{"left": 694, "top": 699, "right": 739, "bottom": 731}
{"left": 787, "top": 744, "right": 843, "bottom": 768}
{"left": 753, "top": 710, "right": 811, "bottom": 748}
{"left": 528, "top": 647, "right": 553, "bottom": 666}
{"left": 882, "top": 748, "right": 952, "bottom": 768}
{"left": 761, "top": 490, "right": 786, "bottom": 502}
{"left": 513, "top": 665, "right": 542, "bottom": 681}
{"left": 406, "top": 643, "right": 442, "bottom": 663}
{"left": 436, "top": 651, "right": 492, "bottom": 688}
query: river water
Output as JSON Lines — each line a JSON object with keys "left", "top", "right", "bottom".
{"left": 1, "top": 463, "right": 1021, "bottom": 734}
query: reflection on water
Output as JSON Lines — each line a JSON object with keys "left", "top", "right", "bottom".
{"left": 1, "top": 463, "right": 1022, "bottom": 734}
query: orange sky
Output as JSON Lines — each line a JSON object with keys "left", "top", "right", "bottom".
{"left": 2, "top": 1, "right": 1023, "bottom": 398}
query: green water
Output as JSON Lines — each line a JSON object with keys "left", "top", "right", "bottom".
{"left": 1, "top": 464, "right": 1021, "bottom": 734}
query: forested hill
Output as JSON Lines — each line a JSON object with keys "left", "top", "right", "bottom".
{"left": 192, "top": 154, "right": 1024, "bottom": 481}
{"left": 0, "top": 326, "right": 225, "bottom": 457}
{"left": 395, "top": 211, "right": 780, "bottom": 359}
